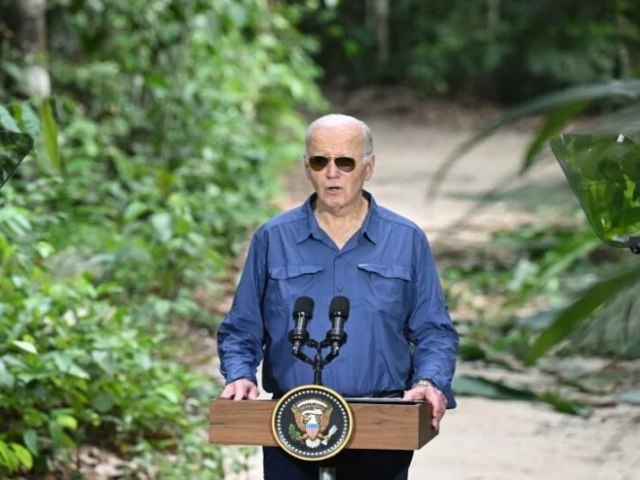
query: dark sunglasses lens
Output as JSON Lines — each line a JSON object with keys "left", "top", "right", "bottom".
{"left": 335, "top": 157, "right": 356, "bottom": 172}
{"left": 308, "top": 156, "right": 330, "bottom": 171}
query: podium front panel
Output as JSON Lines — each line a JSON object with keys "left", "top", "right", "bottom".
{"left": 210, "top": 399, "right": 437, "bottom": 450}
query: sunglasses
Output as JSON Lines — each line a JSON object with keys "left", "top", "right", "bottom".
{"left": 307, "top": 155, "right": 357, "bottom": 173}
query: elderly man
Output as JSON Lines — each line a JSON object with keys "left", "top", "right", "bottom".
{"left": 217, "top": 113, "right": 458, "bottom": 480}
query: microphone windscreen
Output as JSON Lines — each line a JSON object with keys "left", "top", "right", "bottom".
{"left": 294, "top": 296, "right": 314, "bottom": 316}
{"left": 329, "top": 296, "right": 350, "bottom": 318}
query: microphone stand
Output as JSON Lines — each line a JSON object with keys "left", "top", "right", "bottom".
{"left": 289, "top": 334, "right": 345, "bottom": 480}
{"left": 290, "top": 336, "right": 343, "bottom": 386}
{"left": 288, "top": 301, "right": 348, "bottom": 480}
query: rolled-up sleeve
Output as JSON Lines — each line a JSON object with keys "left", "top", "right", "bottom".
{"left": 406, "top": 232, "right": 458, "bottom": 407}
{"left": 217, "top": 232, "right": 267, "bottom": 385}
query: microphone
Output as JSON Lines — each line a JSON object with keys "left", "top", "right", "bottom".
{"left": 289, "top": 296, "right": 314, "bottom": 355}
{"left": 328, "top": 296, "right": 350, "bottom": 355}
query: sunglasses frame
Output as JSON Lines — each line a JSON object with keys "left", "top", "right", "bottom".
{"left": 306, "top": 155, "right": 358, "bottom": 173}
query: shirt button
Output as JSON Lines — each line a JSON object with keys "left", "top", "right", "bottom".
{"left": 337, "top": 286, "right": 344, "bottom": 292}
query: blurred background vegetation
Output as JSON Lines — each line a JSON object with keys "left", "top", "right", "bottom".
{"left": 1, "top": 0, "right": 639, "bottom": 478}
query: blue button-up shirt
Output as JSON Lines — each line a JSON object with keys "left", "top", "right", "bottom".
{"left": 218, "top": 192, "right": 458, "bottom": 406}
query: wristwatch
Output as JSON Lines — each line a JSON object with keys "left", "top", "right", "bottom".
{"left": 413, "top": 378, "right": 436, "bottom": 389}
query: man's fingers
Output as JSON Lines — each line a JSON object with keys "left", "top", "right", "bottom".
{"left": 220, "top": 384, "right": 235, "bottom": 399}
{"left": 220, "top": 379, "right": 259, "bottom": 400}
{"left": 403, "top": 386, "right": 447, "bottom": 429}
{"left": 432, "top": 402, "right": 446, "bottom": 429}
{"left": 402, "top": 390, "right": 421, "bottom": 401}
{"left": 248, "top": 385, "right": 259, "bottom": 399}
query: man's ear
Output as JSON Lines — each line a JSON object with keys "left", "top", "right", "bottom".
{"left": 364, "top": 155, "right": 376, "bottom": 181}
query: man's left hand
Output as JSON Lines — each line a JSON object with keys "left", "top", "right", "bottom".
{"left": 402, "top": 383, "right": 447, "bottom": 430}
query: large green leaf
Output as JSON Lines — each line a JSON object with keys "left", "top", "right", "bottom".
{"left": 453, "top": 375, "right": 590, "bottom": 416}
{"left": 427, "top": 80, "right": 640, "bottom": 199}
{"left": 0, "top": 130, "right": 33, "bottom": 191}
{"left": 453, "top": 375, "right": 537, "bottom": 401}
{"left": 521, "top": 102, "right": 588, "bottom": 173}
{"left": 525, "top": 265, "right": 640, "bottom": 365}
{"left": 550, "top": 133, "right": 640, "bottom": 248}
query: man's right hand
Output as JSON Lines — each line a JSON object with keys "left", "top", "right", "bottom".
{"left": 220, "top": 378, "right": 259, "bottom": 400}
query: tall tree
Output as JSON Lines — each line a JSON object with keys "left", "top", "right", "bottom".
{"left": 367, "top": 0, "right": 389, "bottom": 67}
{"left": 11, "top": 0, "right": 50, "bottom": 97}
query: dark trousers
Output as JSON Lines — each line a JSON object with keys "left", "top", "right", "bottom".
{"left": 263, "top": 446, "right": 414, "bottom": 480}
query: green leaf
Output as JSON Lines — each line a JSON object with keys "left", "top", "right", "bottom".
{"left": 0, "top": 105, "right": 20, "bottom": 132}
{"left": 13, "top": 340, "right": 38, "bottom": 355}
{"left": 91, "top": 350, "right": 113, "bottom": 373}
{"left": 123, "top": 201, "right": 151, "bottom": 221}
{"left": 0, "top": 441, "right": 18, "bottom": 472}
{"left": 539, "top": 391, "right": 591, "bottom": 417}
{"left": 428, "top": 80, "right": 640, "bottom": 199}
{"left": 39, "top": 99, "right": 60, "bottom": 173}
{"left": 48, "top": 421, "right": 64, "bottom": 449}
{"left": 525, "top": 266, "right": 640, "bottom": 365}
{"left": 22, "top": 430, "right": 39, "bottom": 456}
{"left": 457, "top": 342, "right": 487, "bottom": 361}
{"left": 0, "top": 130, "right": 33, "bottom": 190}
{"left": 67, "top": 364, "right": 90, "bottom": 379}
{"left": 13, "top": 102, "right": 40, "bottom": 138}
{"left": 151, "top": 212, "right": 173, "bottom": 242}
{"left": 92, "top": 392, "right": 115, "bottom": 413}
{"left": 453, "top": 375, "right": 537, "bottom": 401}
{"left": 454, "top": 376, "right": 591, "bottom": 416}
{"left": 156, "top": 386, "right": 180, "bottom": 403}
{"left": 0, "top": 359, "right": 14, "bottom": 388}
{"left": 550, "top": 133, "right": 640, "bottom": 247}
{"left": 56, "top": 414, "right": 78, "bottom": 430}
{"left": 10, "top": 443, "right": 33, "bottom": 470}
{"left": 521, "top": 101, "right": 588, "bottom": 173}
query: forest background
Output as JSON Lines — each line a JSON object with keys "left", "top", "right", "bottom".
{"left": 1, "top": 0, "right": 640, "bottom": 478}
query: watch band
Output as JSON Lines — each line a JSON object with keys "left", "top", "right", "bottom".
{"left": 413, "top": 378, "right": 435, "bottom": 389}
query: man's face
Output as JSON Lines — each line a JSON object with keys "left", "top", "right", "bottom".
{"left": 304, "top": 123, "right": 375, "bottom": 212}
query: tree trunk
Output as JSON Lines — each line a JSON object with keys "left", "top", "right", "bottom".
{"left": 11, "top": 0, "right": 50, "bottom": 97}
{"left": 366, "top": 0, "right": 390, "bottom": 68}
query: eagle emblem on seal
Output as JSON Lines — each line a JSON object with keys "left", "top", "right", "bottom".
{"left": 291, "top": 398, "right": 338, "bottom": 448}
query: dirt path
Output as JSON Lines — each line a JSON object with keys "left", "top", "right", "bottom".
{"left": 226, "top": 105, "right": 640, "bottom": 480}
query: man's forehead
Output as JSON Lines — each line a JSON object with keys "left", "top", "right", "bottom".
{"left": 309, "top": 124, "right": 363, "bottom": 145}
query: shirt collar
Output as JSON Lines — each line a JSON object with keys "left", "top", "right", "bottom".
{"left": 296, "top": 190, "right": 380, "bottom": 245}
{"left": 360, "top": 191, "right": 378, "bottom": 245}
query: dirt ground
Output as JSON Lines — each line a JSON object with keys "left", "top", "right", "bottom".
{"left": 222, "top": 94, "right": 640, "bottom": 480}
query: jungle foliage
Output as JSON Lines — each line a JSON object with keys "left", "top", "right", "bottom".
{"left": 296, "top": 0, "right": 640, "bottom": 102}
{"left": 0, "top": 0, "right": 323, "bottom": 477}
{"left": 2, "top": 0, "right": 640, "bottom": 477}
{"left": 288, "top": 0, "right": 640, "bottom": 409}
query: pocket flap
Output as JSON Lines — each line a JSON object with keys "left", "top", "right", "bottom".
{"left": 357, "top": 263, "right": 411, "bottom": 281}
{"left": 268, "top": 264, "right": 324, "bottom": 280}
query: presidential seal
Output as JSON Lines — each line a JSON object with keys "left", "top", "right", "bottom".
{"left": 272, "top": 385, "right": 353, "bottom": 461}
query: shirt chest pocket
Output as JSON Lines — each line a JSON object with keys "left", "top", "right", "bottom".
{"left": 357, "top": 263, "right": 412, "bottom": 307}
{"left": 267, "top": 264, "right": 325, "bottom": 305}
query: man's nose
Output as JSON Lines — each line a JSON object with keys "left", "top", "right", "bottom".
{"left": 325, "top": 160, "right": 340, "bottom": 177}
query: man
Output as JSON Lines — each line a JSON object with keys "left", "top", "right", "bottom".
{"left": 217, "top": 113, "right": 458, "bottom": 479}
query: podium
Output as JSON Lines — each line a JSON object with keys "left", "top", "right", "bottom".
{"left": 209, "top": 398, "right": 437, "bottom": 451}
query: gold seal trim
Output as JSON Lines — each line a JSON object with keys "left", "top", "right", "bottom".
{"left": 271, "top": 384, "right": 353, "bottom": 462}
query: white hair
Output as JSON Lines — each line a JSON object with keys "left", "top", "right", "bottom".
{"left": 304, "top": 114, "right": 374, "bottom": 159}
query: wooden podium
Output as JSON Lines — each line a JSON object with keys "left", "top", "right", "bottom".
{"left": 209, "top": 398, "right": 437, "bottom": 451}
